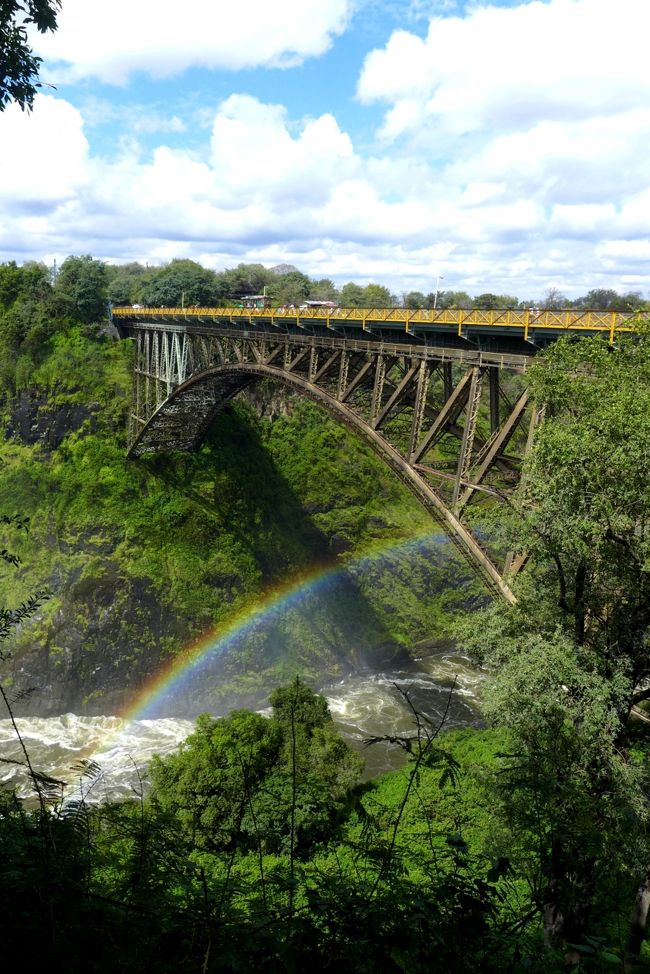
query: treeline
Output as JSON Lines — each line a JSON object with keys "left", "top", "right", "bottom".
{"left": 0, "top": 256, "right": 109, "bottom": 395}
{"left": 0, "top": 257, "right": 646, "bottom": 337}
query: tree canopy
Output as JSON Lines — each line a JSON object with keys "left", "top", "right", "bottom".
{"left": 459, "top": 328, "right": 650, "bottom": 954}
{"left": 54, "top": 255, "right": 109, "bottom": 324}
{"left": 1, "top": 1, "right": 61, "bottom": 111}
{"left": 149, "top": 678, "right": 363, "bottom": 856}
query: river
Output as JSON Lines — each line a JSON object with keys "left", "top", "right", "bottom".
{"left": 0, "top": 648, "right": 484, "bottom": 804}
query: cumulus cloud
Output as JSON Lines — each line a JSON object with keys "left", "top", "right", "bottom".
{"left": 0, "top": 83, "right": 648, "bottom": 299}
{"left": 209, "top": 95, "right": 357, "bottom": 203}
{"left": 357, "top": 0, "right": 650, "bottom": 139}
{"left": 0, "top": 96, "right": 89, "bottom": 205}
{"left": 34, "top": 0, "right": 351, "bottom": 83}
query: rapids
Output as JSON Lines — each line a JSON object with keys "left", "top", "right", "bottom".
{"left": 0, "top": 649, "right": 484, "bottom": 803}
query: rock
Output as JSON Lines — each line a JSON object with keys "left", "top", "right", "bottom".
{"left": 5, "top": 390, "right": 98, "bottom": 450}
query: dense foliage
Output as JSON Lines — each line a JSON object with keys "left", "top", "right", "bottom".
{"left": 0, "top": 679, "right": 538, "bottom": 973}
{"left": 0, "top": 0, "right": 60, "bottom": 111}
{"left": 458, "top": 329, "right": 650, "bottom": 959}
{"left": 150, "top": 679, "right": 364, "bottom": 856}
{"left": 2, "top": 256, "right": 650, "bottom": 968}
{"left": 0, "top": 258, "right": 476, "bottom": 715}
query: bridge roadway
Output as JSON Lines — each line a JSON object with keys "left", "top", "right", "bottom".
{"left": 112, "top": 305, "right": 641, "bottom": 603}
{"left": 112, "top": 304, "right": 639, "bottom": 351}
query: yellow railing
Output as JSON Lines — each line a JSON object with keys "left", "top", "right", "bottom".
{"left": 112, "top": 305, "right": 644, "bottom": 340}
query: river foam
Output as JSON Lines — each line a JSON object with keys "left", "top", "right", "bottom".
{"left": 0, "top": 652, "right": 484, "bottom": 802}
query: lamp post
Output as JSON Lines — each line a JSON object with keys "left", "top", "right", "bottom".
{"left": 433, "top": 273, "right": 444, "bottom": 309}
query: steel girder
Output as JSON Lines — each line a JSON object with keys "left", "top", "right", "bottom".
{"left": 126, "top": 323, "right": 536, "bottom": 602}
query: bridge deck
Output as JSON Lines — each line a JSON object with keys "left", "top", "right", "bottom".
{"left": 112, "top": 305, "right": 640, "bottom": 351}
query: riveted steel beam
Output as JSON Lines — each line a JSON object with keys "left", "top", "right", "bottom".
{"left": 452, "top": 367, "right": 485, "bottom": 508}
{"left": 373, "top": 362, "right": 420, "bottom": 429}
{"left": 409, "top": 361, "right": 430, "bottom": 459}
{"left": 489, "top": 367, "right": 500, "bottom": 433}
{"left": 313, "top": 349, "right": 341, "bottom": 384}
{"left": 456, "top": 389, "right": 529, "bottom": 513}
{"left": 442, "top": 361, "right": 453, "bottom": 401}
{"left": 341, "top": 356, "right": 374, "bottom": 403}
{"left": 412, "top": 367, "right": 475, "bottom": 463}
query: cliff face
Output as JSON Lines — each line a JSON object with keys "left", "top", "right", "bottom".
{"left": 0, "top": 330, "right": 481, "bottom": 718}
{"left": 6, "top": 389, "right": 99, "bottom": 449}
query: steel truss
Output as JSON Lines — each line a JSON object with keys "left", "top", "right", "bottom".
{"left": 126, "top": 322, "right": 537, "bottom": 603}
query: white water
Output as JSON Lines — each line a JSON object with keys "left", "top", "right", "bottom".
{"left": 0, "top": 650, "right": 484, "bottom": 803}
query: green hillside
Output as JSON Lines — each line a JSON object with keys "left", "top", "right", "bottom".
{"left": 0, "top": 322, "right": 478, "bottom": 715}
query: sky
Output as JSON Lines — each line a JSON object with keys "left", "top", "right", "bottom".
{"left": 0, "top": 0, "right": 648, "bottom": 300}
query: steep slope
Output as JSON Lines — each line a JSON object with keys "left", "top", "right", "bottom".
{"left": 0, "top": 328, "right": 482, "bottom": 716}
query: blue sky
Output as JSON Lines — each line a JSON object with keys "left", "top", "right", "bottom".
{"left": 0, "top": 0, "right": 648, "bottom": 299}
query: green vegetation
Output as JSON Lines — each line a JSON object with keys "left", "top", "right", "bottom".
{"left": 457, "top": 329, "right": 650, "bottom": 959}
{"left": 149, "top": 679, "right": 364, "bottom": 857}
{"left": 80, "top": 254, "right": 650, "bottom": 312}
{"left": 0, "top": 258, "right": 475, "bottom": 715}
{"left": 2, "top": 255, "right": 650, "bottom": 968}
{"left": 0, "top": 676, "right": 537, "bottom": 973}
{"left": 0, "top": 1, "right": 61, "bottom": 112}
{"left": 3, "top": 682, "right": 644, "bottom": 971}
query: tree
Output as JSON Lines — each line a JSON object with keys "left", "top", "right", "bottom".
{"left": 269, "top": 678, "right": 330, "bottom": 732}
{"left": 541, "top": 287, "right": 568, "bottom": 310}
{"left": 472, "top": 293, "right": 519, "bottom": 310}
{"left": 340, "top": 282, "right": 364, "bottom": 307}
{"left": 149, "top": 679, "right": 363, "bottom": 856}
{"left": 404, "top": 290, "right": 427, "bottom": 309}
{"left": 459, "top": 329, "right": 650, "bottom": 955}
{"left": 478, "top": 631, "right": 645, "bottom": 951}
{"left": 510, "top": 334, "right": 650, "bottom": 671}
{"left": 1, "top": 1, "right": 61, "bottom": 111}
{"left": 0, "top": 260, "right": 24, "bottom": 309}
{"left": 620, "top": 291, "right": 648, "bottom": 312}
{"left": 362, "top": 283, "right": 392, "bottom": 308}
{"left": 431, "top": 290, "right": 472, "bottom": 310}
{"left": 0, "top": 260, "right": 55, "bottom": 365}
{"left": 267, "top": 269, "right": 311, "bottom": 307}
{"left": 143, "top": 259, "right": 219, "bottom": 308}
{"left": 54, "top": 255, "right": 109, "bottom": 324}
{"left": 574, "top": 288, "right": 639, "bottom": 311}
{"left": 309, "top": 278, "right": 339, "bottom": 302}
{"left": 106, "top": 262, "right": 155, "bottom": 307}
{"left": 0, "top": 259, "right": 49, "bottom": 310}
{"left": 218, "top": 263, "right": 272, "bottom": 303}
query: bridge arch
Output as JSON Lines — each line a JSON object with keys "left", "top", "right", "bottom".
{"left": 129, "top": 361, "right": 517, "bottom": 604}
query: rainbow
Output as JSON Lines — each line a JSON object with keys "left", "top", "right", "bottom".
{"left": 121, "top": 529, "right": 449, "bottom": 721}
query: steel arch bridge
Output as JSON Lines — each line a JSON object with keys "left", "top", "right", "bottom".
{"left": 113, "top": 305, "right": 641, "bottom": 603}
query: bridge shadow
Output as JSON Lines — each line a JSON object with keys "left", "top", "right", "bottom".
{"left": 137, "top": 398, "right": 423, "bottom": 716}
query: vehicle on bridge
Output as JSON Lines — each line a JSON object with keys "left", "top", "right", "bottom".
{"left": 237, "top": 294, "right": 272, "bottom": 309}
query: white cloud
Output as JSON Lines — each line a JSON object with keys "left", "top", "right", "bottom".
{"left": 0, "top": 88, "right": 648, "bottom": 300}
{"left": 209, "top": 95, "right": 357, "bottom": 203}
{"left": 358, "top": 0, "right": 650, "bottom": 139}
{"left": 0, "top": 96, "right": 89, "bottom": 205}
{"left": 34, "top": 0, "right": 351, "bottom": 83}
{"left": 597, "top": 240, "right": 650, "bottom": 262}
{"left": 450, "top": 111, "right": 650, "bottom": 205}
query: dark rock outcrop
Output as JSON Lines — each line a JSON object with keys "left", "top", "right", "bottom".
{"left": 6, "top": 390, "right": 99, "bottom": 450}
